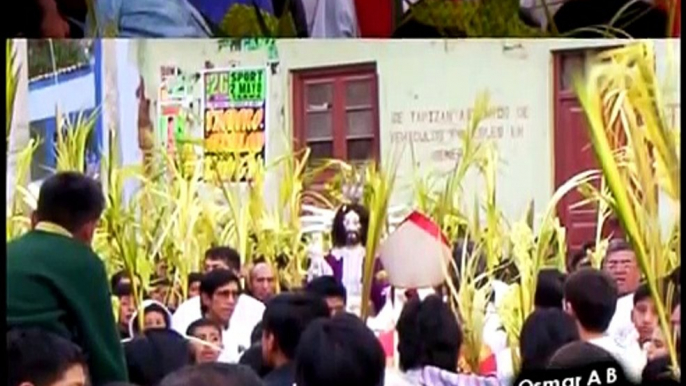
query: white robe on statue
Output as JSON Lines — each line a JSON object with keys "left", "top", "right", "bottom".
{"left": 171, "top": 294, "right": 265, "bottom": 363}
{"left": 329, "top": 245, "right": 366, "bottom": 315}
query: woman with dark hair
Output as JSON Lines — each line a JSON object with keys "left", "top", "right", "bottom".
{"left": 397, "top": 295, "right": 461, "bottom": 373}
{"left": 395, "top": 295, "right": 499, "bottom": 386}
{"left": 520, "top": 308, "right": 580, "bottom": 372}
{"left": 534, "top": 269, "right": 567, "bottom": 309}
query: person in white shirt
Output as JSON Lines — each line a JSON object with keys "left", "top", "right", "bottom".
{"left": 171, "top": 247, "right": 265, "bottom": 355}
{"left": 602, "top": 240, "right": 642, "bottom": 346}
{"left": 196, "top": 269, "right": 265, "bottom": 363}
{"left": 563, "top": 268, "right": 645, "bottom": 383}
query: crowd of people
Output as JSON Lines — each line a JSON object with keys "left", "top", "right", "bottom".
{"left": 6, "top": 172, "right": 682, "bottom": 386}
{"left": 13, "top": 0, "right": 678, "bottom": 38}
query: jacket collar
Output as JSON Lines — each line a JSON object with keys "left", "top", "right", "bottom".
{"left": 34, "top": 222, "right": 73, "bottom": 238}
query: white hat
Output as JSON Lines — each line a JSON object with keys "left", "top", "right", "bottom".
{"left": 380, "top": 211, "right": 451, "bottom": 288}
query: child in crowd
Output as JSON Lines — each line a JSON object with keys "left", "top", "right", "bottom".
{"left": 114, "top": 283, "right": 136, "bottom": 340}
{"left": 187, "top": 318, "right": 224, "bottom": 364}
{"left": 188, "top": 272, "right": 203, "bottom": 298}
{"left": 9, "top": 328, "right": 90, "bottom": 386}
{"left": 631, "top": 284, "right": 658, "bottom": 348}
{"left": 305, "top": 275, "right": 348, "bottom": 316}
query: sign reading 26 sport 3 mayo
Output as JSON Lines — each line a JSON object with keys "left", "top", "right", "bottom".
{"left": 202, "top": 67, "right": 268, "bottom": 183}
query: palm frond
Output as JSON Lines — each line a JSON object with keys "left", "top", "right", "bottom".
{"left": 574, "top": 41, "right": 680, "bottom": 378}
{"left": 6, "top": 40, "right": 20, "bottom": 148}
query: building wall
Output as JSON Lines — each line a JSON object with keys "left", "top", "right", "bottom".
{"left": 25, "top": 64, "right": 100, "bottom": 184}
{"left": 28, "top": 67, "right": 96, "bottom": 122}
{"left": 129, "top": 39, "right": 680, "bottom": 228}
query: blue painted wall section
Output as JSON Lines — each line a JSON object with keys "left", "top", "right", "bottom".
{"left": 27, "top": 41, "right": 103, "bottom": 181}
{"left": 28, "top": 65, "right": 93, "bottom": 92}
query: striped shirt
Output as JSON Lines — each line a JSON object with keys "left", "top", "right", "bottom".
{"left": 401, "top": 366, "right": 500, "bottom": 386}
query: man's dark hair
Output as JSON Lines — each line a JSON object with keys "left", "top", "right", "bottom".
{"left": 547, "top": 341, "right": 621, "bottom": 370}
{"left": 295, "top": 313, "right": 385, "bottom": 386}
{"left": 520, "top": 308, "right": 579, "bottom": 371}
{"left": 199, "top": 269, "right": 241, "bottom": 315}
{"left": 159, "top": 362, "right": 263, "bottom": 386}
{"left": 569, "top": 249, "right": 591, "bottom": 272}
{"left": 634, "top": 280, "right": 681, "bottom": 311}
{"left": 110, "top": 270, "right": 129, "bottom": 292}
{"left": 238, "top": 344, "right": 272, "bottom": 377}
{"left": 564, "top": 268, "right": 618, "bottom": 333}
{"left": 396, "top": 294, "right": 461, "bottom": 372}
{"left": 633, "top": 283, "right": 652, "bottom": 305}
{"left": 262, "top": 292, "right": 330, "bottom": 360}
{"left": 535, "top": 269, "right": 566, "bottom": 309}
{"left": 305, "top": 276, "right": 347, "bottom": 304}
{"left": 186, "top": 318, "right": 222, "bottom": 337}
{"left": 205, "top": 247, "right": 241, "bottom": 271}
{"left": 124, "top": 329, "right": 192, "bottom": 386}
{"left": 250, "top": 321, "right": 263, "bottom": 345}
{"left": 113, "top": 282, "right": 133, "bottom": 298}
{"left": 8, "top": 328, "right": 87, "bottom": 386}
{"left": 188, "top": 272, "right": 203, "bottom": 286}
{"left": 35, "top": 172, "right": 105, "bottom": 233}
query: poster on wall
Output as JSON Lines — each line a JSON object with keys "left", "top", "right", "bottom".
{"left": 158, "top": 103, "right": 184, "bottom": 157}
{"left": 158, "top": 68, "right": 202, "bottom": 177}
{"left": 202, "top": 66, "right": 268, "bottom": 183}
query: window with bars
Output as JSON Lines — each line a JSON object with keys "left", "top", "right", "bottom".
{"left": 292, "top": 63, "right": 380, "bottom": 164}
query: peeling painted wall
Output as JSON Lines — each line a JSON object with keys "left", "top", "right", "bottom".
{"left": 119, "top": 39, "right": 681, "bottom": 226}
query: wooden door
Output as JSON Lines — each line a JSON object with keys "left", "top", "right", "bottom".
{"left": 552, "top": 49, "right": 624, "bottom": 253}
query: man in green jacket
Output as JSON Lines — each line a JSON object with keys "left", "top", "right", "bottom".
{"left": 7, "top": 172, "right": 128, "bottom": 385}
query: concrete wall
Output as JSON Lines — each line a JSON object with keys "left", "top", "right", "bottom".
{"left": 127, "top": 39, "right": 680, "bottom": 228}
